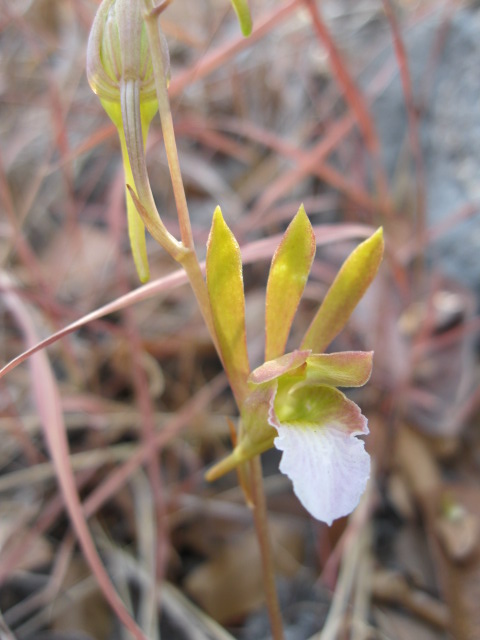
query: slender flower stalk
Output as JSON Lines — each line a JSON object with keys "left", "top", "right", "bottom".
{"left": 250, "top": 457, "right": 285, "bottom": 640}
{"left": 143, "top": 0, "right": 194, "bottom": 252}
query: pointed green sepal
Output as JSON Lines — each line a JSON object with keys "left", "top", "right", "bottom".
{"left": 301, "top": 228, "right": 384, "bottom": 352}
{"left": 230, "top": 0, "right": 253, "bottom": 36}
{"left": 265, "top": 205, "right": 316, "bottom": 361}
{"left": 206, "top": 207, "right": 250, "bottom": 402}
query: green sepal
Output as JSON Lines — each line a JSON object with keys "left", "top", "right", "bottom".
{"left": 206, "top": 207, "right": 250, "bottom": 403}
{"left": 265, "top": 205, "right": 316, "bottom": 361}
{"left": 301, "top": 228, "right": 384, "bottom": 353}
{"left": 230, "top": 0, "right": 253, "bottom": 36}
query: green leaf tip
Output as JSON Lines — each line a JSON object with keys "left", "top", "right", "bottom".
{"left": 230, "top": 0, "right": 253, "bottom": 36}
{"left": 301, "top": 226, "right": 384, "bottom": 353}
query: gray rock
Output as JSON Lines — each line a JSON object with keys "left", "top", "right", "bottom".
{"left": 366, "top": 7, "right": 480, "bottom": 294}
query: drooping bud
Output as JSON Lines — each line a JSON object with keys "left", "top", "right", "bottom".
{"left": 87, "top": 0, "right": 172, "bottom": 282}
{"left": 87, "top": 0, "right": 169, "bottom": 104}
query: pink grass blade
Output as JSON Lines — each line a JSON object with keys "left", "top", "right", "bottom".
{"left": 206, "top": 207, "right": 250, "bottom": 404}
{"left": 169, "top": 0, "right": 302, "bottom": 97}
{"left": 0, "top": 224, "right": 374, "bottom": 382}
{"left": 301, "top": 228, "right": 384, "bottom": 353}
{"left": 265, "top": 205, "right": 316, "bottom": 360}
{"left": 0, "top": 269, "right": 189, "bottom": 379}
{"left": 382, "top": 0, "right": 426, "bottom": 228}
{"left": 0, "top": 272, "right": 146, "bottom": 639}
{"left": 304, "top": 0, "right": 377, "bottom": 154}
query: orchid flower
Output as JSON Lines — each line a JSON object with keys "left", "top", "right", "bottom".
{"left": 205, "top": 206, "right": 384, "bottom": 525}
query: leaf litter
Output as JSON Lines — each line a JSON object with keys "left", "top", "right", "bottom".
{"left": 0, "top": 0, "right": 479, "bottom": 638}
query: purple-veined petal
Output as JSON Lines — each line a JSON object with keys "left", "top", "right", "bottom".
{"left": 269, "top": 386, "right": 370, "bottom": 525}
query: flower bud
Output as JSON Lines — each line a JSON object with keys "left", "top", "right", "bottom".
{"left": 86, "top": 0, "right": 172, "bottom": 282}
{"left": 87, "top": 0, "right": 169, "bottom": 105}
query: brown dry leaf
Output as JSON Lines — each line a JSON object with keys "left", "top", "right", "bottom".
{"left": 371, "top": 569, "right": 449, "bottom": 630}
{"left": 435, "top": 503, "right": 480, "bottom": 563}
{"left": 51, "top": 557, "right": 112, "bottom": 639}
{"left": 42, "top": 225, "right": 116, "bottom": 305}
{"left": 0, "top": 534, "right": 52, "bottom": 574}
{"left": 395, "top": 424, "right": 480, "bottom": 640}
{"left": 0, "top": 501, "right": 52, "bottom": 572}
{"left": 110, "top": 341, "right": 166, "bottom": 400}
{"left": 395, "top": 423, "right": 442, "bottom": 505}
{"left": 184, "top": 520, "right": 303, "bottom": 624}
{"left": 387, "top": 472, "right": 416, "bottom": 521}
{"left": 373, "top": 606, "right": 449, "bottom": 640}
{"left": 24, "top": 0, "right": 66, "bottom": 40}
{"left": 433, "top": 485, "right": 480, "bottom": 640}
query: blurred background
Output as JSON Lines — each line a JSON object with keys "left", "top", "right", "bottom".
{"left": 1, "top": 0, "right": 479, "bottom": 638}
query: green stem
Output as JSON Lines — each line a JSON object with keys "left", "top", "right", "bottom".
{"left": 142, "top": 2, "right": 249, "bottom": 407}
{"left": 250, "top": 456, "right": 285, "bottom": 640}
{"left": 179, "top": 249, "right": 221, "bottom": 357}
{"left": 118, "top": 81, "right": 185, "bottom": 261}
{"left": 141, "top": 13, "right": 284, "bottom": 638}
{"left": 143, "top": 3, "right": 194, "bottom": 251}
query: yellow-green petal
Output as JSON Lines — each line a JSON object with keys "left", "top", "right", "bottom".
{"left": 265, "top": 205, "right": 316, "bottom": 361}
{"left": 206, "top": 207, "right": 250, "bottom": 403}
{"left": 301, "top": 228, "right": 384, "bottom": 353}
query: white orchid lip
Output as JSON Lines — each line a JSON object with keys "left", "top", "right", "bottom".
{"left": 220, "top": 347, "right": 374, "bottom": 524}
{"left": 268, "top": 384, "right": 370, "bottom": 525}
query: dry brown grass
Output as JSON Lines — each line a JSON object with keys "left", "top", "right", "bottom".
{"left": 1, "top": 1, "right": 479, "bottom": 638}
